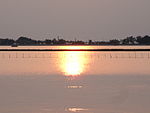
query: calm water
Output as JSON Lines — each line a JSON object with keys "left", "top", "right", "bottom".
{"left": 0, "top": 46, "right": 150, "bottom": 113}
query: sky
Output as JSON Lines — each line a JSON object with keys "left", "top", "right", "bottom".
{"left": 0, "top": 0, "right": 150, "bottom": 41}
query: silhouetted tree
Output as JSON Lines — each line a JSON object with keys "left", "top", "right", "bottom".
{"left": 109, "top": 39, "right": 120, "bottom": 45}
{"left": 57, "top": 39, "right": 66, "bottom": 45}
{"left": 0, "top": 38, "right": 14, "bottom": 45}
{"left": 136, "top": 36, "right": 143, "bottom": 45}
{"left": 88, "top": 40, "right": 93, "bottom": 45}
{"left": 122, "top": 36, "right": 136, "bottom": 45}
{"left": 16, "top": 37, "right": 37, "bottom": 45}
{"left": 137, "top": 35, "right": 150, "bottom": 45}
{"left": 45, "top": 39, "right": 52, "bottom": 45}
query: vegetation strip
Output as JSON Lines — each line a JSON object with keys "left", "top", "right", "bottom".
{"left": 1, "top": 35, "right": 150, "bottom": 45}
{"left": 0, "top": 49, "right": 150, "bottom": 51}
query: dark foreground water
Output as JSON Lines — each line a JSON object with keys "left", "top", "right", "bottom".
{"left": 0, "top": 46, "right": 150, "bottom": 113}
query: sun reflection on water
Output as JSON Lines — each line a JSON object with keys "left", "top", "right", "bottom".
{"left": 67, "top": 85, "right": 83, "bottom": 89}
{"left": 66, "top": 107, "right": 89, "bottom": 112}
{"left": 60, "top": 51, "right": 87, "bottom": 77}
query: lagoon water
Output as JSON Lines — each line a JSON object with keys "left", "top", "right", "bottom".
{"left": 0, "top": 46, "right": 150, "bottom": 113}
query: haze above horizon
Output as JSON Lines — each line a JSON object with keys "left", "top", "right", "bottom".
{"left": 0, "top": 0, "right": 150, "bottom": 40}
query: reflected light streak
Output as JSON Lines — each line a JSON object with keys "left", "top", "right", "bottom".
{"left": 61, "top": 46, "right": 90, "bottom": 50}
{"left": 60, "top": 51, "right": 87, "bottom": 77}
{"left": 66, "top": 108, "right": 88, "bottom": 112}
{"left": 67, "top": 85, "right": 83, "bottom": 89}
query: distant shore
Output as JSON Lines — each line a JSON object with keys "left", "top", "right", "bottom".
{"left": 1, "top": 35, "right": 150, "bottom": 46}
{"left": 1, "top": 45, "right": 150, "bottom": 46}
{"left": 0, "top": 48, "right": 150, "bottom": 51}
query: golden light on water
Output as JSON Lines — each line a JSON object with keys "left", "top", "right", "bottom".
{"left": 67, "top": 85, "right": 83, "bottom": 89}
{"left": 61, "top": 46, "right": 90, "bottom": 50}
{"left": 60, "top": 51, "right": 87, "bottom": 77}
{"left": 66, "top": 108, "right": 88, "bottom": 112}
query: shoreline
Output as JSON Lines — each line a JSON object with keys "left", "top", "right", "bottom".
{"left": 0, "top": 49, "right": 150, "bottom": 51}
{"left": 1, "top": 45, "right": 150, "bottom": 47}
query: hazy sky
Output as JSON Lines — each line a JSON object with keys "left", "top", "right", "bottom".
{"left": 0, "top": 0, "right": 150, "bottom": 40}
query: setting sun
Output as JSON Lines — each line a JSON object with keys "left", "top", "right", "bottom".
{"left": 65, "top": 61, "right": 81, "bottom": 76}
{"left": 60, "top": 51, "right": 87, "bottom": 77}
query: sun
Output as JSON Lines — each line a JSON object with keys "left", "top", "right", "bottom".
{"left": 60, "top": 51, "right": 87, "bottom": 77}
{"left": 64, "top": 58, "right": 82, "bottom": 76}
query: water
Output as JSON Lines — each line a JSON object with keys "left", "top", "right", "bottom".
{"left": 0, "top": 46, "right": 150, "bottom": 113}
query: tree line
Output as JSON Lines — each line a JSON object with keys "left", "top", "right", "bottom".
{"left": 0, "top": 35, "right": 150, "bottom": 45}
